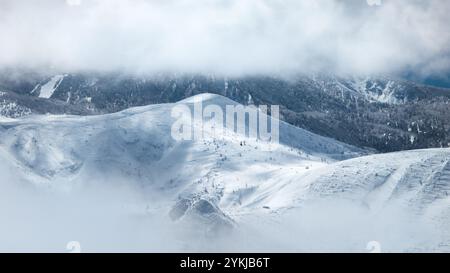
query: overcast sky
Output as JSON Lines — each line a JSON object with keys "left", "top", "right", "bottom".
{"left": 0, "top": 0, "right": 449, "bottom": 76}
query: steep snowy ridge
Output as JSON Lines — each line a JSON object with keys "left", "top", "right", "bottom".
{"left": 1, "top": 93, "right": 450, "bottom": 251}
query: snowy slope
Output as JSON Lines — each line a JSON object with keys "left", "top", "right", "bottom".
{"left": 38, "top": 75, "right": 65, "bottom": 99}
{"left": 306, "top": 75, "right": 450, "bottom": 104}
{"left": 0, "top": 93, "right": 362, "bottom": 185}
{"left": 0, "top": 93, "right": 449, "bottom": 252}
{"left": 2, "top": 73, "right": 450, "bottom": 152}
{"left": 261, "top": 148, "right": 450, "bottom": 252}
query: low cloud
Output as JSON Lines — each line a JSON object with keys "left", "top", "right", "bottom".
{"left": 0, "top": 0, "right": 449, "bottom": 76}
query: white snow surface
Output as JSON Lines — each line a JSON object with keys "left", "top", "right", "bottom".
{"left": 39, "top": 75, "right": 65, "bottom": 99}
{"left": 0, "top": 93, "right": 449, "bottom": 252}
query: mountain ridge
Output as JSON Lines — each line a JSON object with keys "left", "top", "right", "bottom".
{"left": 1, "top": 72, "right": 449, "bottom": 152}
{"left": 1, "top": 93, "right": 449, "bottom": 251}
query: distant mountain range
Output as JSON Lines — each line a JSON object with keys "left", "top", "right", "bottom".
{"left": 1, "top": 70, "right": 449, "bottom": 152}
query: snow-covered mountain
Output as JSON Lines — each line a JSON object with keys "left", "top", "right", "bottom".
{"left": 0, "top": 93, "right": 449, "bottom": 252}
{"left": 0, "top": 93, "right": 362, "bottom": 197}
{"left": 20, "top": 73, "right": 450, "bottom": 107}
{"left": 1, "top": 71, "right": 449, "bottom": 153}
{"left": 307, "top": 75, "right": 450, "bottom": 104}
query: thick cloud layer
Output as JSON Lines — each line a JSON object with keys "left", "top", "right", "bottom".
{"left": 1, "top": 0, "right": 449, "bottom": 76}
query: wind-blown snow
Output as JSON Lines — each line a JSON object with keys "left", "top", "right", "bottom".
{"left": 0, "top": 93, "right": 449, "bottom": 252}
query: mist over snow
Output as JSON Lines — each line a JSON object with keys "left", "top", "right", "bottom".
{"left": 1, "top": 1, "right": 450, "bottom": 253}
{"left": 0, "top": 0, "right": 449, "bottom": 76}
{"left": 0, "top": 94, "right": 449, "bottom": 252}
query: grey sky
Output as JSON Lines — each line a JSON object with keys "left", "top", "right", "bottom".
{"left": 0, "top": 0, "right": 449, "bottom": 76}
